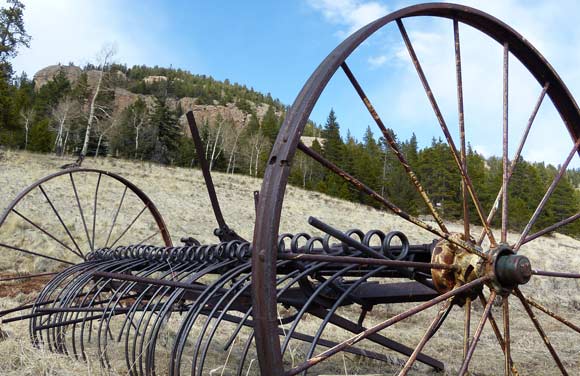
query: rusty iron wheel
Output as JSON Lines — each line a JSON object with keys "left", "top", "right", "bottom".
{"left": 0, "top": 168, "right": 172, "bottom": 296}
{"left": 253, "top": 3, "right": 580, "bottom": 375}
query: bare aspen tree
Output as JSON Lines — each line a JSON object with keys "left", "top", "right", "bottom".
{"left": 52, "top": 97, "right": 75, "bottom": 155}
{"left": 79, "top": 44, "right": 116, "bottom": 161}
{"left": 19, "top": 107, "right": 33, "bottom": 150}
{"left": 94, "top": 117, "right": 116, "bottom": 158}
{"left": 226, "top": 117, "right": 244, "bottom": 174}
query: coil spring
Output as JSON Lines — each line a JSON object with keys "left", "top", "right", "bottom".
{"left": 87, "top": 228, "right": 410, "bottom": 263}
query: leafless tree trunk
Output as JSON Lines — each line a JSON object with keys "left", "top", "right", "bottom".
{"left": 94, "top": 118, "right": 116, "bottom": 159}
{"left": 52, "top": 98, "right": 73, "bottom": 156}
{"left": 80, "top": 44, "right": 116, "bottom": 160}
{"left": 19, "top": 108, "right": 33, "bottom": 150}
{"left": 209, "top": 122, "right": 223, "bottom": 171}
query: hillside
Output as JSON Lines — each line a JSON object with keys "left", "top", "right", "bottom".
{"left": 0, "top": 151, "right": 579, "bottom": 375}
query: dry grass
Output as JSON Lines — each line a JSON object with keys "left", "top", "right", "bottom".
{"left": 0, "top": 150, "right": 579, "bottom": 375}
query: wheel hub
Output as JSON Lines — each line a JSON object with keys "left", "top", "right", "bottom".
{"left": 431, "top": 236, "right": 532, "bottom": 296}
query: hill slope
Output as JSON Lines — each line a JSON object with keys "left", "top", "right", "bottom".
{"left": 0, "top": 151, "right": 579, "bottom": 375}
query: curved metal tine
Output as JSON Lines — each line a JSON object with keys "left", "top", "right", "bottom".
{"left": 221, "top": 262, "right": 298, "bottom": 352}
{"left": 105, "top": 185, "right": 128, "bottom": 248}
{"left": 46, "top": 262, "right": 100, "bottom": 357}
{"left": 514, "top": 288, "right": 568, "bottom": 375}
{"left": 138, "top": 258, "right": 213, "bottom": 374}
{"left": 43, "top": 261, "right": 112, "bottom": 356}
{"left": 10, "top": 209, "right": 82, "bottom": 259}
{"left": 297, "top": 142, "right": 486, "bottom": 259}
{"left": 29, "top": 262, "right": 91, "bottom": 345}
{"left": 399, "top": 298, "right": 454, "bottom": 375}
{"left": 123, "top": 269, "right": 187, "bottom": 376}
{"left": 454, "top": 19, "right": 470, "bottom": 239}
{"left": 168, "top": 259, "right": 242, "bottom": 374}
{"left": 514, "top": 138, "right": 580, "bottom": 251}
{"left": 91, "top": 173, "right": 101, "bottom": 251}
{"left": 396, "top": 18, "right": 497, "bottom": 247}
{"left": 458, "top": 290, "right": 497, "bottom": 376}
{"left": 93, "top": 260, "right": 170, "bottom": 372}
{"left": 109, "top": 204, "right": 148, "bottom": 248}
{"left": 305, "top": 266, "right": 437, "bottom": 369}
{"left": 478, "top": 83, "right": 550, "bottom": 245}
{"left": 281, "top": 264, "right": 359, "bottom": 356}
{"left": 523, "top": 212, "right": 580, "bottom": 245}
{"left": 30, "top": 261, "right": 92, "bottom": 349}
{"left": 236, "top": 331, "right": 256, "bottom": 376}
{"left": 503, "top": 297, "right": 511, "bottom": 376}
{"left": 502, "top": 42, "right": 509, "bottom": 244}
{"left": 168, "top": 261, "right": 250, "bottom": 375}
{"left": 37, "top": 184, "right": 85, "bottom": 259}
{"left": 286, "top": 276, "right": 490, "bottom": 375}
{"left": 142, "top": 262, "right": 207, "bottom": 375}
{"left": 129, "top": 260, "right": 202, "bottom": 376}
{"left": 339, "top": 61, "right": 448, "bottom": 234}
{"left": 67, "top": 259, "right": 144, "bottom": 362}
{"left": 192, "top": 267, "right": 253, "bottom": 375}
{"left": 63, "top": 259, "right": 143, "bottom": 364}
{"left": 70, "top": 172, "right": 94, "bottom": 252}
{"left": 519, "top": 295, "right": 580, "bottom": 333}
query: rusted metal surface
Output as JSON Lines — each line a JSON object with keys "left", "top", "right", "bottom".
{"left": 0, "top": 3, "right": 579, "bottom": 376}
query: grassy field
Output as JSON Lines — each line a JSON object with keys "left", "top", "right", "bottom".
{"left": 0, "top": 150, "right": 579, "bottom": 375}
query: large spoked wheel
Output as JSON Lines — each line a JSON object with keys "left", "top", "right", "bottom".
{"left": 0, "top": 168, "right": 172, "bottom": 297}
{"left": 253, "top": 3, "right": 580, "bottom": 375}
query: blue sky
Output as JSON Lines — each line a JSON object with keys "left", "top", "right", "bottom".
{"left": 10, "top": 0, "right": 580, "bottom": 167}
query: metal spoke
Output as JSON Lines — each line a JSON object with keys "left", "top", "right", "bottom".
{"left": 91, "top": 173, "right": 102, "bottom": 250}
{"left": 514, "top": 138, "right": 580, "bottom": 251}
{"left": 340, "top": 61, "right": 448, "bottom": 234}
{"left": 11, "top": 209, "right": 82, "bottom": 258}
{"left": 70, "top": 172, "right": 93, "bottom": 252}
{"left": 108, "top": 205, "right": 148, "bottom": 248}
{"left": 463, "top": 297, "right": 471, "bottom": 359}
{"left": 515, "top": 288, "right": 568, "bottom": 375}
{"left": 0, "top": 242, "right": 74, "bottom": 265}
{"left": 285, "top": 276, "right": 490, "bottom": 375}
{"left": 523, "top": 212, "right": 580, "bottom": 244}
{"left": 503, "top": 297, "right": 511, "bottom": 376}
{"left": 454, "top": 19, "right": 470, "bottom": 239}
{"left": 532, "top": 269, "right": 580, "bottom": 279}
{"left": 38, "top": 184, "right": 85, "bottom": 258}
{"left": 458, "top": 290, "right": 496, "bottom": 376}
{"left": 396, "top": 18, "right": 497, "bottom": 247}
{"left": 105, "top": 186, "right": 128, "bottom": 248}
{"left": 521, "top": 295, "right": 580, "bottom": 333}
{"left": 502, "top": 42, "right": 509, "bottom": 244}
{"left": 0, "top": 272, "right": 57, "bottom": 282}
{"left": 298, "top": 141, "right": 486, "bottom": 258}
{"left": 478, "top": 83, "right": 550, "bottom": 245}
{"left": 479, "top": 293, "right": 519, "bottom": 375}
{"left": 398, "top": 299, "right": 453, "bottom": 375}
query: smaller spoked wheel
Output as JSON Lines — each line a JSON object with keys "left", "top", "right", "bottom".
{"left": 0, "top": 168, "right": 172, "bottom": 299}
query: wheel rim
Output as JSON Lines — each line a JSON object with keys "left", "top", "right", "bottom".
{"left": 252, "top": 3, "right": 580, "bottom": 375}
{"left": 0, "top": 168, "right": 171, "bottom": 279}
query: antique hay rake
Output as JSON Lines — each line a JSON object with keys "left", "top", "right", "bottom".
{"left": 1, "top": 3, "right": 580, "bottom": 375}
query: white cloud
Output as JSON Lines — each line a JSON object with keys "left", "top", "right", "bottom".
{"left": 308, "top": 0, "right": 580, "bottom": 167}
{"left": 307, "top": 0, "right": 388, "bottom": 36}
{"left": 367, "top": 54, "right": 388, "bottom": 67}
{"left": 11, "top": 0, "right": 157, "bottom": 76}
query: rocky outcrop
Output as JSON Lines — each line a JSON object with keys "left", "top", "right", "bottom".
{"left": 33, "top": 65, "right": 82, "bottom": 90}
{"left": 33, "top": 64, "right": 127, "bottom": 91}
{"left": 34, "top": 64, "right": 281, "bottom": 133}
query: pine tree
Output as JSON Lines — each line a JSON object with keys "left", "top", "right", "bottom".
{"left": 149, "top": 96, "right": 180, "bottom": 164}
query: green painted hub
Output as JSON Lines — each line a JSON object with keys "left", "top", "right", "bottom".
{"left": 495, "top": 253, "right": 532, "bottom": 287}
